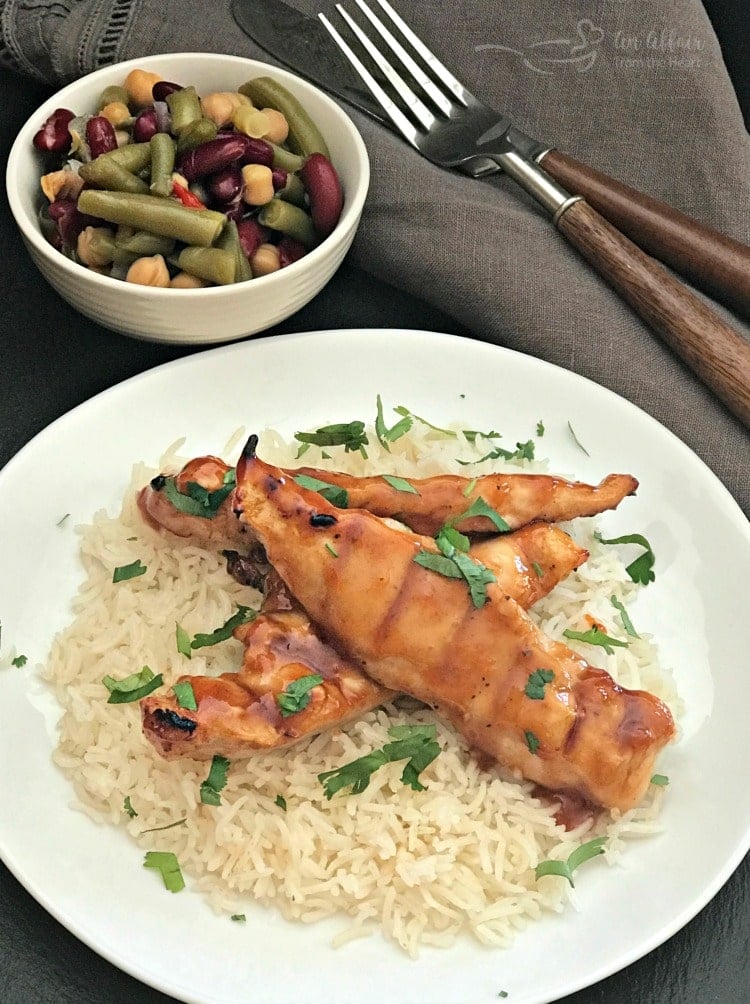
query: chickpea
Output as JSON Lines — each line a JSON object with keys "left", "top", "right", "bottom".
{"left": 241, "top": 164, "right": 275, "bottom": 206}
{"left": 251, "top": 243, "right": 281, "bottom": 276}
{"left": 170, "top": 271, "right": 208, "bottom": 289}
{"left": 41, "top": 168, "right": 84, "bottom": 203}
{"left": 100, "top": 101, "right": 131, "bottom": 127}
{"left": 125, "top": 254, "right": 171, "bottom": 287}
{"left": 124, "top": 68, "right": 163, "bottom": 107}
{"left": 76, "top": 227, "right": 115, "bottom": 268}
{"left": 233, "top": 106, "right": 271, "bottom": 139}
{"left": 200, "top": 91, "right": 245, "bottom": 127}
{"left": 115, "top": 129, "right": 130, "bottom": 147}
{"left": 260, "top": 108, "right": 289, "bottom": 145}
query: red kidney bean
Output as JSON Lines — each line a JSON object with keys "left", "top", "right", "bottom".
{"left": 222, "top": 195, "right": 246, "bottom": 222}
{"left": 236, "top": 218, "right": 268, "bottom": 262}
{"left": 177, "top": 134, "right": 249, "bottom": 181}
{"left": 278, "top": 236, "right": 308, "bottom": 268}
{"left": 272, "top": 168, "right": 287, "bottom": 191}
{"left": 48, "top": 198, "right": 102, "bottom": 248}
{"left": 85, "top": 116, "right": 118, "bottom": 158}
{"left": 205, "top": 163, "right": 243, "bottom": 204}
{"left": 32, "top": 108, "right": 75, "bottom": 154}
{"left": 152, "top": 80, "right": 183, "bottom": 102}
{"left": 239, "top": 136, "right": 274, "bottom": 168}
{"left": 299, "top": 153, "right": 343, "bottom": 238}
{"left": 132, "top": 108, "right": 158, "bottom": 143}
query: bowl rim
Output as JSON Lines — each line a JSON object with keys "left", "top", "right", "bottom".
{"left": 5, "top": 51, "right": 370, "bottom": 296}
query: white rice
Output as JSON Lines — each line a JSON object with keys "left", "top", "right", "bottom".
{"left": 43, "top": 423, "right": 681, "bottom": 956}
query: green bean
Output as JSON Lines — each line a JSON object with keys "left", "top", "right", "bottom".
{"left": 79, "top": 157, "right": 150, "bottom": 195}
{"left": 167, "top": 86, "right": 202, "bottom": 135}
{"left": 98, "top": 85, "right": 130, "bottom": 109}
{"left": 115, "top": 229, "right": 175, "bottom": 257}
{"left": 216, "top": 220, "right": 252, "bottom": 282}
{"left": 103, "top": 142, "right": 152, "bottom": 173}
{"left": 177, "top": 246, "right": 236, "bottom": 286}
{"left": 77, "top": 190, "right": 226, "bottom": 246}
{"left": 149, "top": 133, "right": 176, "bottom": 197}
{"left": 239, "top": 77, "right": 330, "bottom": 159}
{"left": 277, "top": 172, "right": 306, "bottom": 207}
{"left": 176, "top": 117, "right": 218, "bottom": 154}
{"left": 268, "top": 142, "right": 304, "bottom": 174}
{"left": 259, "top": 199, "right": 318, "bottom": 249}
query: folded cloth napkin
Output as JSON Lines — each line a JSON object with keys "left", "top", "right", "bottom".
{"left": 2, "top": 0, "right": 749, "bottom": 514}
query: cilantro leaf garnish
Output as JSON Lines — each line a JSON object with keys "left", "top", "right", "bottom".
{"left": 375, "top": 395, "right": 413, "bottom": 450}
{"left": 524, "top": 668, "right": 554, "bottom": 700}
{"left": 393, "top": 406, "right": 456, "bottom": 438}
{"left": 274, "top": 794, "right": 287, "bottom": 811}
{"left": 294, "top": 422, "right": 369, "bottom": 458}
{"left": 595, "top": 531, "right": 656, "bottom": 585}
{"left": 123, "top": 796, "right": 138, "bottom": 818}
{"left": 190, "top": 606, "right": 257, "bottom": 650}
{"left": 459, "top": 440, "right": 535, "bottom": 465}
{"left": 141, "top": 817, "right": 187, "bottom": 834}
{"left": 563, "top": 626, "right": 629, "bottom": 655}
{"left": 325, "top": 542, "right": 338, "bottom": 558}
{"left": 610, "top": 595, "right": 639, "bottom": 637}
{"left": 413, "top": 551, "right": 464, "bottom": 579}
{"left": 276, "top": 674, "right": 324, "bottom": 717}
{"left": 318, "top": 724, "right": 440, "bottom": 799}
{"left": 650, "top": 773, "right": 669, "bottom": 787}
{"left": 11, "top": 654, "right": 27, "bottom": 668}
{"left": 173, "top": 680, "right": 197, "bottom": 711}
{"left": 532, "top": 562, "right": 543, "bottom": 579}
{"left": 112, "top": 558, "right": 147, "bottom": 583}
{"left": 293, "top": 473, "right": 349, "bottom": 508}
{"left": 536, "top": 420, "right": 545, "bottom": 437}
{"left": 462, "top": 477, "right": 477, "bottom": 498}
{"left": 56, "top": 513, "right": 71, "bottom": 527}
{"left": 175, "top": 622, "right": 192, "bottom": 658}
{"left": 143, "top": 851, "right": 185, "bottom": 892}
{"left": 567, "top": 421, "right": 590, "bottom": 456}
{"left": 200, "top": 755, "right": 230, "bottom": 805}
{"left": 435, "top": 524, "right": 470, "bottom": 554}
{"left": 525, "top": 730, "right": 540, "bottom": 755}
{"left": 381, "top": 474, "right": 419, "bottom": 495}
{"left": 414, "top": 528, "right": 496, "bottom": 609}
{"left": 103, "top": 666, "right": 163, "bottom": 704}
{"left": 231, "top": 914, "right": 246, "bottom": 922}
{"left": 535, "top": 836, "right": 606, "bottom": 887}
{"left": 161, "top": 469, "right": 236, "bottom": 520}
{"left": 452, "top": 496, "right": 510, "bottom": 533}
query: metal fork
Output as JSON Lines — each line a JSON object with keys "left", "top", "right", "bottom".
{"left": 319, "top": 0, "right": 750, "bottom": 427}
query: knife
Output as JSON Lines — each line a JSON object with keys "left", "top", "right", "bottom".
{"left": 232, "top": 0, "right": 750, "bottom": 320}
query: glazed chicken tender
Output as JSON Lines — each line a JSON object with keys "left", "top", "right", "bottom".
{"left": 233, "top": 437, "right": 674, "bottom": 813}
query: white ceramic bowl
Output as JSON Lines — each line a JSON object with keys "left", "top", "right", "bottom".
{"left": 6, "top": 53, "right": 369, "bottom": 344}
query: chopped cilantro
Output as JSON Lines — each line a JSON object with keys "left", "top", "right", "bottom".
{"left": 375, "top": 394, "right": 413, "bottom": 450}
{"left": 175, "top": 622, "right": 192, "bottom": 658}
{"left": 123, "top": 796, "right": 138, "bottom": 818}
{"left": 525, "top": 730, "right": 540, "bottom": 755}
{"left": 532, "top": 561, "right": 543, "bottom": 579}
{"left": 143, "top": 851, "right": 185, "bottom": 893}
{"left": 435, "top": 524, "right": 471, "bottom": 554}
{"left": 650, "top": 774, "right": 669, "bottom": 787}
{"left": 567, "top": 421, "right": 590, "bottom": 456}
{"left": 294, "top": 421, "right": 369, "bottom": 458}
{"left": 103, "top": 666, "right": 163, "bottom": 704}
{"left": 462, "top": 477, "right": 477, "bottom": 498}
{"left": 498, "top": 993, "right": 509, "bottom": 1000}
{"left": 563, "top": 626, "right": 629, "bottom": 655}
{"left": 141, "top": 817, "right": 187, "bottom": 834}
{"left": 595, "top": 531, "right": 656, "bottom": 586}
{"left": 393, "top": 406, "right": 456, "bottom": 438}
{"left": 112, "top": 558, "right": 147, "bottom": 583}
{"left": 231, "top": 914, "right": 246, "bottom": 922}
{"left": 173, "top": 680, "right": 197, "bottom": 711}
{"left": 381, "top": 474, "right": 419, "bottom": 495}
{"left": 413, "top": 551, "right": 464, "bottom": 579}
{"left": 190, "top": 606, "right": 257, "bottom": 650}
{"left": 293, "top": 473, "right": 349, "bottom": 508}
{"left": 535, "top": 836, "right": 606, "bottom": 887}
{"left": 276, "top": 674, "right": 324, "bottom": 717}
{"left": 161, "top": 469, "right": 236, "bottom": 520}
{"left": 200, "top": 755, "right": 231, "bottom": 805}
{"left": 524, "top": 668, "right": 554, "bottom": 700}
{"left": 274, "top": 794, "right": 287, "bottom": 811}
{"left": 415, "top": 526, "right": 496, "bottom": 608}
{"left": 536, "top": 420, "right": 545, "bottom": 437}
{"left": 56, "top": 513, "right": 71, "bottom": 527}
{"left": 460, "top": 440, "right": 535, "bottom": 465}
{"left": 325, "top": 542, "right": 339, "bottom": 558}
{"left": 11, "top": 654, "right": 27, "bottom": 668}
{"left": 452, "top": 496, "right": 510, "bottom": 533}
{"left": 318, "top": 724, "right": 440, "bottom": 799}
{"left": 610, "top": 595, "right": 639, "bottom": 637}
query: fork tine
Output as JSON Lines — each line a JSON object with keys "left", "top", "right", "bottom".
{"left": 353, "top": 0, "right": 452, "bottom": 116}
{"left": 318, "top": 12, "right": 421, "bottom": 147}
{"left": 373, "top": 0, "right": 470, "bottom": 107}
{"left": 336, "top": 4, "right": 435, "bottom": 131}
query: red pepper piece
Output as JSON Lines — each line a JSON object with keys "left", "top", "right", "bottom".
{"left": 171, "top": 181, "right": 206, "bottom": 209}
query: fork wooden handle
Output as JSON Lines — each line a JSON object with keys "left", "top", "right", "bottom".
{"left": 556, "top": 199, "right": 750, "bottom": 427}
{"left": 540, "top": 149, "right": 750, "bottom": 321}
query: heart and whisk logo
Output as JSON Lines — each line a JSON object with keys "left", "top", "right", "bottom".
{"left": 476, "top": 19, "right": 604, "bottom": 75}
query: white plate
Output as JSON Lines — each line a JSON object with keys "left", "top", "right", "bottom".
{"left": 0, "top": 329, "right": 748, "bottom": 1004}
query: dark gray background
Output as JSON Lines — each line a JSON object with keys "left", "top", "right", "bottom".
{"left": 1, "top": 1, "right": 748, "bottom": 1000}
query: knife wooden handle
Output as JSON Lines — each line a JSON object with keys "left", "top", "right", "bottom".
{"left": 555, "top": 199, "right": 750, "bottom": 427}
{"left": 540, "top": 149, "right": 750, "bottom": 320}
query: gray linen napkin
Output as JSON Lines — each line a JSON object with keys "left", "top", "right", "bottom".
{"left": 2, "top": 0, "right": 749, "bottom": 514}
